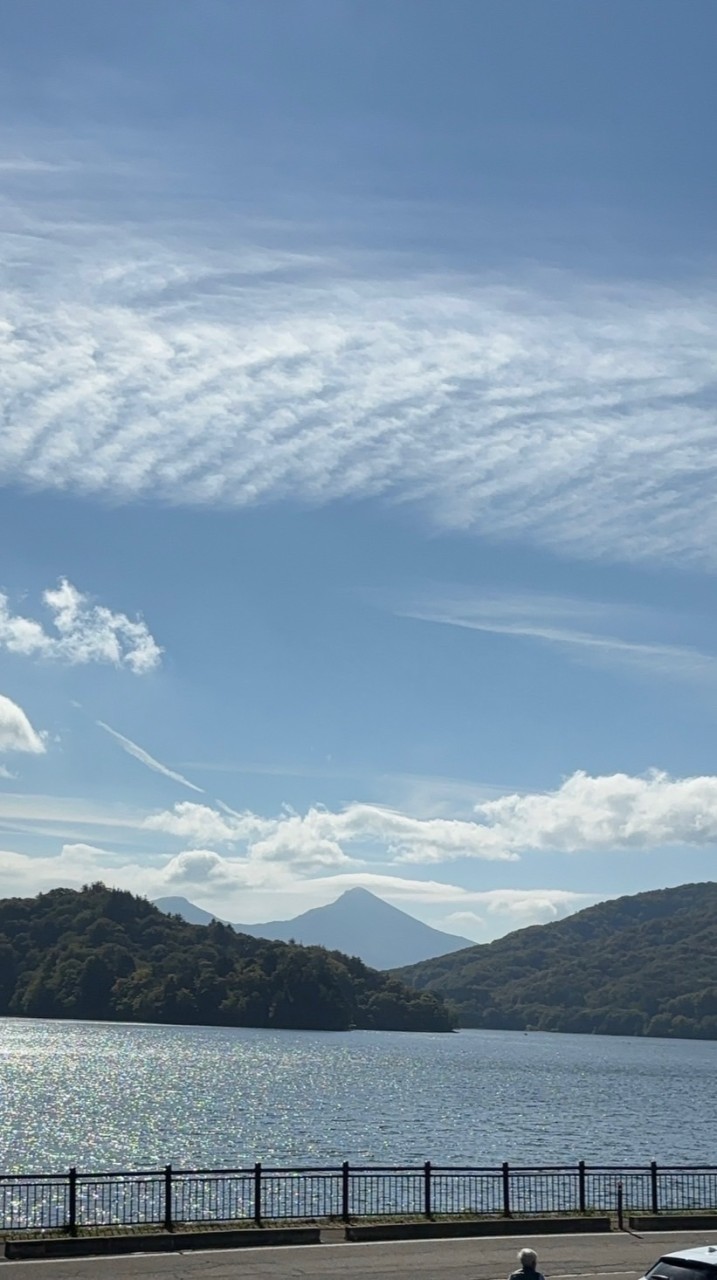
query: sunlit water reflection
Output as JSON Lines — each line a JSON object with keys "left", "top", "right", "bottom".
{"left": 1, "top": 1019, "right": 715, "bottom": 1172}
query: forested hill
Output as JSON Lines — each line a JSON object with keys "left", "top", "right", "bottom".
{"left": 395, "top": 881, "right": 717, "bottom": 1040}
{"left": 0, "top": 884, "right": 455, "bottom": 1032}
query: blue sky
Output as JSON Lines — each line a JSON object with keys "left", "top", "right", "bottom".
{"left": 1, "top": 0, "right": 716, "bottom": 942}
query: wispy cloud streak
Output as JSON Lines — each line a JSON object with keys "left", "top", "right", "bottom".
{"left": 97, "top": 721, "right": 204, "bottom": 793}
{"left": 398, "top": 590, "right": 717, "bottom": 682}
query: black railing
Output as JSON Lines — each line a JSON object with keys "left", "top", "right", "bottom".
{"left": 0, "top": 1161, "right": 716, "bottom": 1233}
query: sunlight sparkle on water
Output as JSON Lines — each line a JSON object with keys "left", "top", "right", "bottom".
{"left": 1, "top": 1019, "right": 716, "bottom": 1172}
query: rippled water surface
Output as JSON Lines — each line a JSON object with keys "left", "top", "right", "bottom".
{"left": 1, "top": 1018, "right": 716, "bottom": 1172}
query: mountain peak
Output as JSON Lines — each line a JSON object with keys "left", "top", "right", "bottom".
{"left": 156, "top": 888, "right": 473, "bottom": 969}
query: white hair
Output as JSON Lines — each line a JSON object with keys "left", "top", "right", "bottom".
{"left": 519, "top": 1249, "right": 538, "bottom": 1268}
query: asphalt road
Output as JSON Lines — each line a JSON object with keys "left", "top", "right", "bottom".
{"left": 3, "top": 1229, "right": 717, "bottom": 1280}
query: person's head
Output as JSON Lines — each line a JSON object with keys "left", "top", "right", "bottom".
{"left": 519, "top": 1249, "right": 538, "bottom": 1270}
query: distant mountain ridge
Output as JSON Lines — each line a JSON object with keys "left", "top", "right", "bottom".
{"left": 395, "top": 880, "right": 717, "bottom": 1040}
{"left": 154, "top": 887, "right": 473, "bottom": 969}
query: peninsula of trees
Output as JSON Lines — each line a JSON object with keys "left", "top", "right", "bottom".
{"left": 395, "top": 881, "right": 717, "bottom": 1040}
{"left": 0, "top": 884, "right": 456, "bottom": 1032}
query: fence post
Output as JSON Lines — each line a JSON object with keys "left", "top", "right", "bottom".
{"left": 650, "top": 1161, "right": 659, "bottom": 1216}
{"left": 578, "top": 1160, "right": 586, "bottom": 1213}
{"left": 502, "top": 1162, "right": 511, "bottom": 1217}
{"left": 164, "top": 1164, "right": 173, "bottom": 1232}
{"left": 254, "top": 1162, "right": 262, "bottom": 1226}
{"left": 424, "top": 1161, "right": 432, "bottom": 1219}
{"left": 617, "top": 1181, "right": 624, "bottom": 1231}
{"left": 341, "top": 1161, "right": 350, "bottom": 1223}
{"left": 68, "top": 1167, "right": 77, "bottom": 1237}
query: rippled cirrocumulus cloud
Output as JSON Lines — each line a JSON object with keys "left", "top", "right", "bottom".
{"left": 2, "top": 221, "right": 716, "bottom": 569}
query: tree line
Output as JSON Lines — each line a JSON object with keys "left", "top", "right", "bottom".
{"left": 396, "top": 880, "right": 717, "bottom": 1040}
{"left": 0, "top": 884, "right": 456, "bottom": 1033}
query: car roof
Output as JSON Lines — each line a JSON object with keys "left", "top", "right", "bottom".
{"left": 661, "top": 1248, "right": 717, "bottom": 1266}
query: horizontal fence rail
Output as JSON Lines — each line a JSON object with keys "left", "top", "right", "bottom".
{"left": 1, "top": 1162, "right": 716, "bottom": 1233}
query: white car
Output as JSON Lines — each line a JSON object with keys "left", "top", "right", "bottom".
{"left": 643, "top": 1246, "right": 717, "bottom": 1280}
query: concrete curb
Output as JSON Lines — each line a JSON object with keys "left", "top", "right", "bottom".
{"left": 4, "top": 1225, "right": 321, "bottom": 1260}
{"left": 345, "top": 1217, "right": 612, "bottom": 1242}
{"left": 629, "top": 1215, "right": 717, "bottom": 1232}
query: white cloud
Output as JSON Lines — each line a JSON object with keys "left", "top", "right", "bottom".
{"left": 0, "top": 841, "right": 210, "bottom": 902}
{"left": 146, "top": 802, "right": 359, "bottom": 870}
{"left": 0, "top": 836, "right": 607, "bottom": 943}
{"left": 0, "top": 842, "right": 135, "bottom": 897}
{"left": 61, "top": 841, "right": 124, "bottom": 861}
{"left": 161, "top": 849, "right": 233, "bottom": 885}
{"left": 0, "top": 693, "right": 46, "bottom": 755}
{"left": 97, "top": 722, "right": 204, "bottom": 793}
{"left": 147, "top": 768, "right": 717, "bottom": 872}
{"left": 1, "top": 210, "right": 716, "bottom": 568}
{"left": 461, "top": 769, "right": 717, "bottom": 861}
{"left": 295, "top": 878, "right": 595, "bottom": 924}
{"left": 144, "top": 800, "right": 244, "bottom": 843}
{"left": 460, "top": 888, "right": 598, "bottom": 920}
{"left": 0, "top": 841, "right": 247, "bottom": 900}
{"left": 443, "top": 889, "right": 598, "bottom": 935}
{"left": 144, "top": 799, "right": 518, "bottom": 867}
{"left": 158, "top": 848, "right": 280, "bottom": 891}
{"left": 445, "top": 910, "right": 485, "bottom": 929}
{"left": 7, "top": 767, "right": 717, "bottom": 894}
{"left": 297, "top": 871, "right": 502, "bottom": 903}
{"left": 0, "top": 764, "right": 16, "bottom": 779}
{"left": 0, "top": 580, "right": 162, "bottom": 673}
{"left": 0, "top": 839, "right": 539, "bottom": 915}
{"left": 398, "top": 590, "right": 716, "bottom": 683}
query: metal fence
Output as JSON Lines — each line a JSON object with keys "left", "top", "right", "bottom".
{"left": 1, "top": 1161, "right": 716, "bottom": 1234}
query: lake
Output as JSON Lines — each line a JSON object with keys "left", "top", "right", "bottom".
{"left": 1, "top": 1018, "right": 715, "bottom": 1173}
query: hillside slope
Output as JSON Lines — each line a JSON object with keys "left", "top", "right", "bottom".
{"left": 395, "top": 881, "right": 717, "bottom": 1039}
{"left": 155, "top": 887, "right": 473, "bottom": 968}
{"left": 0, "top": 884, "right": 455, "bottom": 1033}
